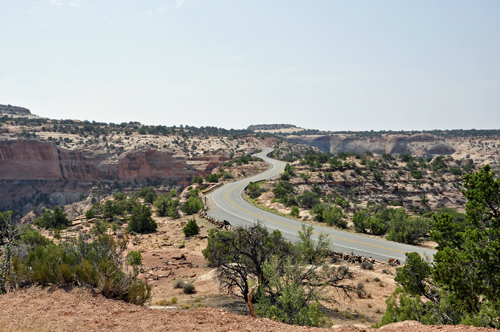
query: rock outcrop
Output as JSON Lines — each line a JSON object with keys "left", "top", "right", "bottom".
{"left": 287, "top": 134, "right": 457, "bottom": 156}
{"left": 0, "top": 104, "right": 31, "bottom": 116}
{"left": 0, "top": 139, "right": 227, "bottom": 183}
{"left": 0, "top": 139, "right": 230, "bottom": 215}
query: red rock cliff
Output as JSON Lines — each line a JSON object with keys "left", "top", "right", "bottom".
{"left": 0, "top": 140, "right": 227, "bottom": 183}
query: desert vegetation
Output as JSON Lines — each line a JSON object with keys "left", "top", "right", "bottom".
{"left": 245, "top": 150, "right": 485, "bottom": 246}
{"left": 378, "top": 165, "right": 500, "bottom": 328}
{"left": 203, "top": 222, "right": 355, "bottom": 327}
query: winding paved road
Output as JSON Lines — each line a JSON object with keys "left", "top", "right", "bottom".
{"left": 207, "top": 147, "right": 436, "bottom": 262}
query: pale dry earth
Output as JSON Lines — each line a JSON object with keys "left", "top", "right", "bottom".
{"left": 0, "top": 286, "right": 494, "bottom": 332}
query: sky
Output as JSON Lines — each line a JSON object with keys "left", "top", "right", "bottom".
{"left": 1, "top": 0, "right": 499, "bottom": 131}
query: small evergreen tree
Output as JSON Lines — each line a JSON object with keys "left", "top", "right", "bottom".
{"left": 183, "top": 219, "right": 200, "bottom": 237}
{"left": 34, "top": 207, "right": 71, "bottom": 230}
{"left": 127, "top": 205, "right": 157, "bottom": 233}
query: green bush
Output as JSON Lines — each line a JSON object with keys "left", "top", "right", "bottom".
{"left": 369, "top": 217, "right": 388, "bottom": 235}
{"left": 34, "top": 207, "right": 71, "bottom": 230}
{"left": 91, "top": 219, "right": 109, "bottom": 235}
{"left": 410, "top": 169, "right": 423, "bottom": 179}
{"left": 353, "top": 210, "right": 369, "bottom": 233}
{"left": 311, "top": 204, "right": 325, "bottom": 222}
{"left": 246, "top": 182, "right": 266, "bottom": 199}
{"left": 85, "top": 208, "right": 96, "bottom": 220}
{"left": 290, "top": 206, "right": 300, "bottom": 218}
{"left": 323, "top": 206, "right": 346, "bottom": 228}
{"left": 386, "top": 215, "right": 431, "bottom": 245}
{"left": 183, "top": 219, "right": 200, "bottom": 237}
{"left": 127, "top": 205, "right": 157, "bottom": 234}
{"left": 154, "top": 194, "right": 180, "bottom": 217}
{"left": 19, "top": 225, "right": 51, "bottom": 249}
{"left": 192, "top": 175, "right": 203, "bottom": 184}
{"left": 102, "top": 199, "right": 125, "bottom": 219}
{"left": 181, "top": 196, "right": 203, "bottom": 215}
{"left": 127, "top": 251, "right": 142, "bottom": 266}
{"left": 183, "top": 283, "right": 196, "bottom": 294}
{"left": 122, "top": 197, "right": 140, "bottom": 213}
{"left": 113, "top": 192, "right": 126, "bottom": 201}
{"left": 138, "top": 187, "right": 158, "bottom": 204}
{"left": 298, "top": 191, "right": 319, "bottom": 209}
{"left": 205, "top": 174, "right": 220, "bottom": 183}
{"left": 8, "top": 235, "right": 151, "bottom": 305}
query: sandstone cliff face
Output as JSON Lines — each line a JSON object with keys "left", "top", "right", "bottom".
{"left": 0, "top": 139, "right": 232, "bottom": 215}
{"left": 0, "top": 140, "right": 227, "bottom": 183}
{"left": 287, "top": 134, "right": 457, "bottom": 156}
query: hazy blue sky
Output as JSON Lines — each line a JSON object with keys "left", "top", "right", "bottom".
{"left": 1, "top": 0, "right": 499, "bottom": 131}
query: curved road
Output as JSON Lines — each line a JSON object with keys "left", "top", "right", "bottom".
{"left": 207, "top": 147, "right": 436, "bottom": 262}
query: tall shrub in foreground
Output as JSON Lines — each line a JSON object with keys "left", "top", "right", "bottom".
{"left": 379, "top": 165, "right": 500, "bottom": 328}
{"left": 8, "top": 234, "right": 151, "bottom": 304}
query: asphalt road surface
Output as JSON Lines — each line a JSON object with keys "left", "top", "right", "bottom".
{"left": 207, "top": 147, "right": 436, "bottom": 262}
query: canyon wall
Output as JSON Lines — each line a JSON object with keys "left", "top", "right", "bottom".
{"left": 286, "top": 134, "right": 457, "bottom": 156}
{"left": 0, "top": 139, "right": 229, "bottom": 215}
{"left": 0, "top": 139, "right": 227, "bottom": 183}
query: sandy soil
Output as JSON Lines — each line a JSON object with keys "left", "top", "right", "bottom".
{"left": 0, "top": 286, "right": 494, "bottom": 332}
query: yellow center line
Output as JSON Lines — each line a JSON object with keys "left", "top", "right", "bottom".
{"left": 224, "top": 161, "right": 413, "bottom": 256}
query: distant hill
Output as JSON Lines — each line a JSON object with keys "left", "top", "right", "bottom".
{"left": 247, "top": 124, "right": 299, "bottom": 131}
{"left": 0, "top": 104, "right": 31, "bottom": 116}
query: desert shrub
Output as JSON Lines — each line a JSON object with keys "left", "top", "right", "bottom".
{"left": 8, "top": 234, "right": 151, "bottom": 305}
{"left": 399, "top": 154, "right": 413, "bottom": 162}
{"left": 127, "top": 251, "right": 142, "bottom": 266}
{"left": 111, "top": 221, "right": 119, "bottom": 232}
{"left": 311, "top": 204, "right": 326, "bottom": 222}
{"left": 290, "top": 206, "right": 300, "bottom": 218}
{"left": 360, "top": 262, "right": 374, "bottom": 270}
{"left": 181, "top": 196, "right": 203, "bottom": 215}
{"left": 369, "top": 217, "right": 388, "bottom": 235}
{"left": 19, "top": 225, "right": 51, "bottom": 249}
{"left": 386, "top": 215, "right": 431, "bottom": 245}
{"left": 122, "top": 197, "right": 140, "bottom": 213}
{"left": 183, "top": 282, "right": 196, "bottom": 294}
{"left": 205, "top": 222, "right": 353, "bottom": 327}
{"left": 34, "top": 207, "right": 71, "bottom": 230}
{"left": 298, "top": 191, "right": 319, "bottom": 209}
{"left": 154, "top": 195, "right": 180, "bottom": 217}
{"left": 323, "top": 206, "right": 346, "bottom": 228}
{"left": 172, "top": 278, "right": 185, "bottom": 289}
{"left": 113, "top": 192, "right": 126, "bottom": 201}
{"left": 183, "top": 219, "right": 200, "bottom": 237}
{"left": 127, "top": 205, "right": 157, "bottom": 234}
{"left": 352, "top": 210, "right": 370, "bottom": 233}
{"left": 138, "top": 187, "right": 157, "bottom": 204}
{"left": 192, "top": 175, "right": 203, "bottom": 185}
{"left": 91, "top": 219, "right": 109, "bottom": 236}
{"left": 205, "top": 174, "right": 220, "bottom": 183}
{"left": 373, "top": 277, "right": 380, "bottom": 282}
{"left": 246, "top": 182, "right": 266, "bottom": 199}
{"left": 102, "top": 199, "right": 125, "bottom": 219}
{"left": 85, "top": 208, "right": 96, "bottom": 220}
{"left": 410, "top": 169, "right": 423, "bottom": 179}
